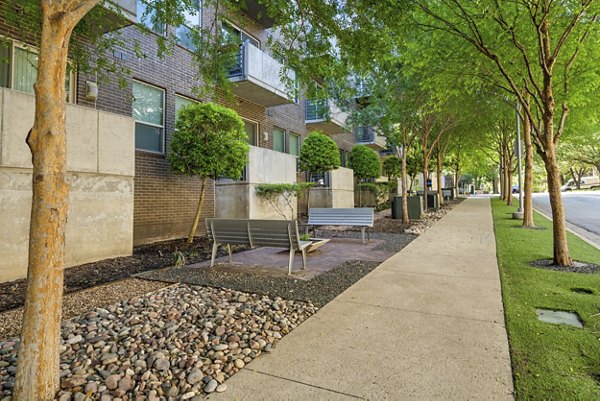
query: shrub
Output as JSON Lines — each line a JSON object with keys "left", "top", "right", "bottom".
{"left": 168, "top": 102, "right": 249, "bottom": 242}
{"left": 349, "top": 145, "right": 382, "bottom": 181}
{"left": 255, "top": 183, "right": 314, "bottom": 219}
{"left": 299, "top": 131, "right": 341, "bottom": 173}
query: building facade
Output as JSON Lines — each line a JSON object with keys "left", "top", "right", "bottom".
{"left": 0, "top": 0, "right": 372, "bottom": 281}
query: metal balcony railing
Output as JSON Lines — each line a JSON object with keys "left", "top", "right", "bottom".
{"left": 226, "top": 48, "right": 244, "bottom": 78}
{"left": 354, "top": 126, "right": 377, "bottom": 144}
{"left": 305, "top": 99, "right": 329, "bottom": 121}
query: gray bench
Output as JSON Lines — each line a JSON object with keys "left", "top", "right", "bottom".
{"left": 306, "top": 208, "right": 374, "bottom": 244}
{"left": 205, "top": 218, "right": 311, "bottom": 275}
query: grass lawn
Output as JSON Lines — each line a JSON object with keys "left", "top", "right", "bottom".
{"left": 492, "top": 199, "right": 600, "bottom": 400}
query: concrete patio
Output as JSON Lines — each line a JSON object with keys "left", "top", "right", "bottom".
{"left": 187, "top": 237, "right": 395, "bottom": 280}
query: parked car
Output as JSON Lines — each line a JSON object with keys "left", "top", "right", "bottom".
{"left": 561, "top": 176, "right": 600, "bottom": 191}
{"left": 511, "top": 185, "right": 520, "bottom": 194}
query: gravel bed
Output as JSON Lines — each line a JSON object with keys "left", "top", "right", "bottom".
{"left": 529, "top": 259, "right": 600, "bottom": 274}
{"left": 141, "top": 259, "right": 382, "bottom": 307}
{"left": 0, "top": 279, "right": 169, "bottom": 342}
{"left": 0, "top": 284, "right": 317, "bottom": 399}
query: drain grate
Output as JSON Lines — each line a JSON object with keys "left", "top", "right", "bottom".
{"left": 536, "top": 308, "right": 583, "bottom": 328}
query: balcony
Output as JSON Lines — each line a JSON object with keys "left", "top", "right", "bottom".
{"left": 354, "top": 126, "right": 386, "bottom": 150}
{"left": 305, "top": 99, "right": 350, "bottom": 135}
{"left": 235, "top": 0, "right": 275, "bottom": 28}
{"left": 227, "top": 42, "right": 296, "bottom": 107}
{"left": 89, "top": 0, "right": 136, "bottom": 33}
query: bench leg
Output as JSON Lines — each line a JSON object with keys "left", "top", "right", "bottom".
{"left": 288, "top": 248, "right": 295, "bottom": 275}
{"left": 367, "top": 228, "right": 371, "bottom": 242}
{"left": 301, "top": 249, "right": 307, "bottom": 270}
{"left": 227, "top": 244, "right": 233, "bottom": 263}
{"left": 361, "top": 227, "right": 366, "bottom": 244}
{"left": 210, "top": 242, "right": 218, "bottom": 267}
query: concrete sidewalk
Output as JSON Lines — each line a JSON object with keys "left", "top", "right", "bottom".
{"left": 206, "top": 198, "right": 514, "bottom": 400}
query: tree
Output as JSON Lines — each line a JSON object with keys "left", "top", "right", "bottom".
{"left": 414, "top": 0, "right": 600, "bottom": 266}
{"left": 12, "top": 2, "right": 101, "bottom": 399}
{"left": 349, "top": 145, "right": 382, "bottom": 206}
{"left": 299, "top": 131, "right": 341, "bottom": 174}
{"left": 349, "top": 145, "right": 382, "bottom": 181}
{"left": 383, "top": 156, "right": 402, "bottom": 182}
{"left": 169, "top": 102, "right": 249, "bottom": 242}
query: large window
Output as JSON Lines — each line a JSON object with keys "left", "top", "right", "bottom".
{"left": 136, "top": 0, "right": 164, "bottom": 35}
{"left": 242, "top": 119, "right": 258, "bottom": 146}
{"left": 272, "top": 127, "right": 286, "bottom": 153}
{"left": 175, "top": 94, "right": 197, "bottom": 123}
{"left": 289, "top": 133, "right": 300, "bottom": 156}
{"left": 132, "top": 81, "right": 165, "bottom": 153}
{"left": 0, "top": 40, "right": 75, "bottom": 102}
{"left": 175, "top": 0, "right": 201, "bottom": 50}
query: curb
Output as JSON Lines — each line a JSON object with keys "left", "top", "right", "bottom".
{"left": 533, "top": 207, "right": 600, "bottom": 252}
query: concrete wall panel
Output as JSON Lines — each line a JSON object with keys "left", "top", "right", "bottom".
{"left": 0, "top": 171, "right": 134, "bottom": 282}
{"left": 1, "top": 90, "right": 35, "bottom": 168}
{"left": 66, "top": 104, "right": 99, "bottom": 172}
{"left": 0, "top": 88, "right": 136, "bottom": 283}
{"left": 98, "top": 111, "right": 135, "bottom": 176}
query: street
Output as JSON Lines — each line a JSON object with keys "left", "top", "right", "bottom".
{"left": 532, "top": 191, "right": 600, "bottom": 248}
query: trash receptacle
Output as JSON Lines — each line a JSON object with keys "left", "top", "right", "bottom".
{"left": 427, "top": 192, "right": 439, "bottom": 209}
{"left": 442, "top": 187, "right": 454, "bottom": 200}
{"left": 392, "top": 195, "right": 423, "bottom": 220}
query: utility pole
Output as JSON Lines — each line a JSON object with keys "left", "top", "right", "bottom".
{"left": 516, "top": 102, "right": 523, "bottom": 213}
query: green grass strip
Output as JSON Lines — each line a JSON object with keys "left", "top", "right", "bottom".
{"left": 491, "top": 199, "right": 600, "bottom": 400}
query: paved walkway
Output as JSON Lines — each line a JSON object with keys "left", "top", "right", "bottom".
{"left": 206, "top": 198, "right": 514, "bottom": 400}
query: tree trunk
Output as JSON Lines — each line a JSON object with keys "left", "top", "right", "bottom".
{"left": 499, "top": 157, "right": 505, "bottom": 200}
{"left": 436, "top": 150, "right": 443, "bottom": 206}
{"left": 401, "top": 148, "right": 409, "bottom": 224}
{"left": 14, "top": 2, "right": 98, "bottom": 399}
{"left": 542, "top": 145, "right": 572, "bottom": 266}
{"left": 504, "top": 151, "right": 513, "bottom": 206}
{"left": 522, "top": 113, "right": 534, "bottom": 227}
{"left": 187, "top": 178, "right": 207, "bottom": 243}
{"left": 422, "top": 165, "right": 429, "bottom": 211}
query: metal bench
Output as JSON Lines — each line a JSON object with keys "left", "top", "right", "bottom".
{"left": 306, "top": 208, "right": 374, "bottom": 244}
{"left": 205, "top": 218, "right": 311, "bottom": 275}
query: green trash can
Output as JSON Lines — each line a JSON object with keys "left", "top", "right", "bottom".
{"left": 392, "top": 195, "right": 423, "bottom": 220}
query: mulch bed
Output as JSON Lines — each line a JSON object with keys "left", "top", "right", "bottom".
{"left": 0, "top": 238, "right": 246, "bottom": 313}
{"left": 529, "top": 259, "right": 600, "bottom": 274}
{"left": 140, "top": 259, "right": 383, "bottom": 307}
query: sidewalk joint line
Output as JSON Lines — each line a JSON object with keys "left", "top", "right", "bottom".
{"left": 337, "top": 299, "right": 506, "bottom": 326}
{"left": 245, "top": 368, "right": 365, "bottom": 399}
{"left": 376, "top": 269, "right": 500, "bottom": 281}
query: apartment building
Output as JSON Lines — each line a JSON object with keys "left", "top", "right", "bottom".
{"left": 0, "top": 0, "right": 373, "bottom": 282}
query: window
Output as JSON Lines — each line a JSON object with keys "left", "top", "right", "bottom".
{"left": 289, "top": 133, "right": 300, "bottom": 156}
{"left": 0, "top": 40, "right": 9, "bottom": 88}
{"left": 339, "top": 149, "right": 348, "bottom": 167}
{"left": 132, "top": 81, "right": 165, "bottom": 153}
{"left": 0, "top": 40, "right": 75, "bottom": 102}
{"left": 175, "top": 0, "right": 201, "bottom": 50}
{"left": 272, "top": 127, "right": 285, "bottom": 153}
{"left": 242, "top": 118, "right": 258, "bottom": 146}
{"left": 136, "top": 0, "right": 164, "bottom": 35}
{"left": 221, "top": 22, "right": 260, "bottom": 48}
{"left": 175, "top": 94, "right": 197, "bottom": 122}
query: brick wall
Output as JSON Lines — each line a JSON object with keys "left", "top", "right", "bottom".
{"left": 0, "top": 3, "right": 311, "bottom": 246}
